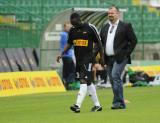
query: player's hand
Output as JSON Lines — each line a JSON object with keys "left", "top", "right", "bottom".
{"left": 99, "top": 57, "right": 105, "bottom": 66}
{"left": 103, "top": 64, "right": 107, "bottom": 69}
{"left": 56, "top": 55, "right": 62, "bottom": 63}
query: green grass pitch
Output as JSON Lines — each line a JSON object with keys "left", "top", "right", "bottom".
{"left": 0, "top": 86, "right": 160, "bottom": 123}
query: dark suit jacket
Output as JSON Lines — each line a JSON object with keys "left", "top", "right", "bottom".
{"left": 100, "top": 20, "right": 137, "bottom": 64}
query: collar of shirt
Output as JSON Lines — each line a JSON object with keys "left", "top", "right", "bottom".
{"left": 109, "top": 19, "right": 119, "bottom": 26}
{"left": 105, "top": 20, "right": 119, "bottom": 56}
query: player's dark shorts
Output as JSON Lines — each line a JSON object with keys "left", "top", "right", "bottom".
{"left": 76, "top": 63, "right": 94, "bottom": 84}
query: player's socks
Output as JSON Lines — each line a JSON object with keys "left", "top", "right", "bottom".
{"left": 88, "top": 83, "right": 100, "bottom": 106}
{"left": 76, "top": 84, "right": 87, "bottom": 108}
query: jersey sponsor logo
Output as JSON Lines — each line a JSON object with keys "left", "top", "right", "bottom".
{"left": 73, "top": 39, "right": 88, "bottom": 46}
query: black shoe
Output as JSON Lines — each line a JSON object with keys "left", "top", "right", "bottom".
{"left": 111, "top": 105, "right": 126, "bottom": 110}
{"left": 91, "top": 106, "right": 102, "bottom": 112}
{"left": 70, "top": 104, "right": 80, "bottom": 113}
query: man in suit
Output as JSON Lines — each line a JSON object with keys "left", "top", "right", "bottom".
{"left": 100, "top": 6, "right": 137, "bottom": 109}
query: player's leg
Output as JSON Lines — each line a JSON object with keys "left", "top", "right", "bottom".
{"left": 70, "top": 64, "right": 88, "bottom": 113}
{"left": 88, "top": 83, "right": 102, "bottom": 112}
{"left": 86, "top": 63, "right": 102, "bottom": 112}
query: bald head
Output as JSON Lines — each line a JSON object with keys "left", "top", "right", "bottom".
{"left": 108, "top": 6, "right": 120, "bottom": 23}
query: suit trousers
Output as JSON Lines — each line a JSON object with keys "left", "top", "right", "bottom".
{"left": 106, "top": 56, "right": 128, "bottom": 107}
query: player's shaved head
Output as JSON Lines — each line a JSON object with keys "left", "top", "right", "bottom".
{"left": 70, "top": 12, "right": 82, "bottom": 27}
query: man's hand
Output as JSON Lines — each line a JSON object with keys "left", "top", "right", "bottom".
{"left": 56, "top": 55, "right": 62, "bottom": 63}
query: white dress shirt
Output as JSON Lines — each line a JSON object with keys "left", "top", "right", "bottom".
{"left": 105, "top": 20, "right": 119, "bottom": 56}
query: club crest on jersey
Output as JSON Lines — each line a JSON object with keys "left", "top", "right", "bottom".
{"left": 73, "top": 39, "right": 88, "bottom": 46}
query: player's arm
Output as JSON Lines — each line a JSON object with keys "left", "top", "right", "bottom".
{"left": 93, "top": 42, "right": 104, "bottom": 64}
{"left": 94, "top": 39, "right": 105, "bottom": 66}
{"left": 89, "top": 23, "right": 105, "bottom": 65}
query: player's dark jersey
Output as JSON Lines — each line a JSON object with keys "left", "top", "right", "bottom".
{"left": 68, "top": 23, "right": 101, "bottom": 64}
